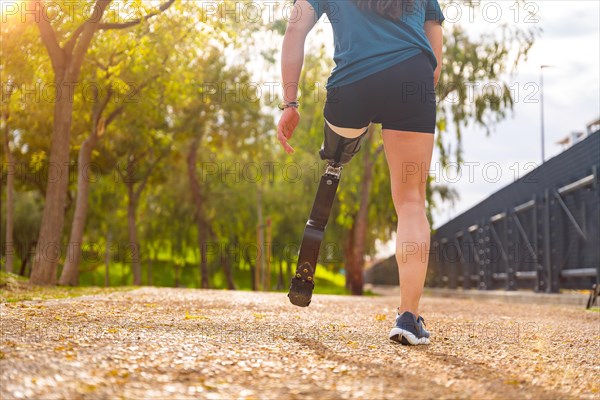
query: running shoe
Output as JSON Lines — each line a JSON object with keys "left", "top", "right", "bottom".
{"left": 389, "top": 310, "right": 430, "bottom": 345}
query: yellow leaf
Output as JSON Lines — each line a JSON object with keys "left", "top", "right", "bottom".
{"left": 185, "top": 310, "right": 208, "bottom": 320}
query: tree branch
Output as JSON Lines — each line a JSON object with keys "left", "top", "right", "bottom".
{"left": 105, "top": 105, "right": 125, "bottom": 128}
{"left": 69, "top": 0, "right": 112, "bottom": 80}
{"left": 105, "top": 74, "right": 159, "bottom": 126}
{"left": 34, "top": 0, "right": 65, "bottom": 71}
{"left": 98, "top": 0, "right": 176, "bottom": 30}
{"left": 134, "top": 145, "right": 171, "bottom": 199}
{"left": 90, "top": 58, "right": 109, "bottom": 72}
{"left": 88, "top": 87, "right": 113, "bottom": 141}
{"left": 64, "top": 23, "right": 86, "bottom": 56}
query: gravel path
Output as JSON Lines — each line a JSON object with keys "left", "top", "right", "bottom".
{"left": 1, "top": 288, "right": 599, "bottom": 399}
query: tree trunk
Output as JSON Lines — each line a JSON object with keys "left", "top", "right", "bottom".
{"left": 104, "top": 230, "right": 111, "bottom": 287}
{"left": 344, "top": 223, "right": 355, "bottom": 291}
{"left": 221, "top": 252, "right": 236, "bottom": 290}
{"left": 346, "top": 128, "right": 379, "bottom": 295}
{"left": 121, "top": 146, "right": 167, "bottom": 286}
{"left": 30, "top": 0, "right": 172, "bottom": 285}
{"left": 187, "top": 137, "right": 209, "bottom": 289}
{"left": 244, "top": 252, "right": 256, "bottom": 291}
{"left": 197, "top": 225, "right": 209, "bottom": 288}
{"left": 30, "top": 0, "right": 111, "bottom": 284}
{"left": 19, "top": 257, "right": 27, "bottom": 277}
{"left": 3, "top": 109, "right": 15, "bottom": 273}
{"left": 127, "top": 184, "right": 142, "bottom": 285}
{"left": 147, "top": 256, "right": 153, "bottom": 286}
{"left": 30, "top": 81, "right": 75, "bottom": 285}
{"left": 19, "top": 242, "right": 36, "bottom": 277}
{"left": 59, "top": 133, "right": 98, "bottom": 285}
{"left": 276, "top": 258, "right": 284, "bottom": 290}
{"left": 256, "top": 186, "right": 264, "bottom": 290}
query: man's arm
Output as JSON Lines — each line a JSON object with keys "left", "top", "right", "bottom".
{"left": 281, "top": 0, "right": 319, "bottom": 102}
{"left": 424, "top": 20, "right": 443, "bottom": 87}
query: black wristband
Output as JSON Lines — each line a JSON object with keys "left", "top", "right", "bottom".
{"left": 278, "top": 101, "right": 299, "bottom": 111}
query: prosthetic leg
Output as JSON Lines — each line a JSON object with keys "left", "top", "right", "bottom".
{"left": 288, "top": 122, "right": 369, "bottom": 307}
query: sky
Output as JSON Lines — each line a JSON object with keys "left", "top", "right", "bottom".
{"left": 429, "top": 1, "right": 600, "bottom": 228}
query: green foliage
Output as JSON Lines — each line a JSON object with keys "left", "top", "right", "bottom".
{"left": 0, "top": 192, "right": 43, "bottom": 269}
{"left": 436, "top": 5, "right": 540, "bottom": 165}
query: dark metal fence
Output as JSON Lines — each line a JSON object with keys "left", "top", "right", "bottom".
{"left": 428, "top": 130, "right": 600, "bottom": 293}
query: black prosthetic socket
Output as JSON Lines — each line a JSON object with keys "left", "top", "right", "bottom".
{"left": 319, "top": 122, "right": 369, "bottom": 165}
{"left": 288, "top": 123, "right": 368, "bottom": 307}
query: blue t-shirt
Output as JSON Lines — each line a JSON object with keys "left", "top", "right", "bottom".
{"left": 293, "top": 0, "right": 445, "bottom": 90}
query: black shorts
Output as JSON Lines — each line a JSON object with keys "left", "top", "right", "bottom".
{"left": 323, "top": 51, "right": 437, "bottom": 134}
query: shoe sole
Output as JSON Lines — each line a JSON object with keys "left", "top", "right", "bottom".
{"left": 389, "top": 328, "right": 430, "bottom": 345}
{"left": 288, "top": 262, "right": 315, "bottom": 307}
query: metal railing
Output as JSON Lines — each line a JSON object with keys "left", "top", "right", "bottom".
{"left": 429, "top": 130, "right": 599, "bottom": 293}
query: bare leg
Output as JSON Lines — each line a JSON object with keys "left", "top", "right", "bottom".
{"left": 382, "top": 129, "right": 435, "bottom": 317}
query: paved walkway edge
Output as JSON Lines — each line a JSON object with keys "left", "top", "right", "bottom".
{"left": 365, "top": 284, "right": 592, "bottom": 307}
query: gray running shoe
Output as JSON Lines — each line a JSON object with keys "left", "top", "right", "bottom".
{"left": 389, "top": 310, "right": 430, "bottom": 345}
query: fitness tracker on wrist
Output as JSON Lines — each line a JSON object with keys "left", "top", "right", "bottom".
{"left": 278, "top": 101, "right": 299, "bottom": 111}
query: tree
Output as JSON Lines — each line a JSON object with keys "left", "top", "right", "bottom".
{"left": 1, "top": 17, "right": 40, "bottom": 273}
{"left": 343, "top": 126, "right": 384, "bottom": 295}
{"left": 59, "top": 1, "right": 193, "bottom": 284}
{"left": 8, "top": 192, "right": 43, "bottom": 277}
{"left": 2, "top": 86, "right": 16, "bottom": 273}
{"left": 116, "top": 127, "right": 172, "bottom": 285}
{"left": 30, "top": 0, "right": 175, "bottom": 285}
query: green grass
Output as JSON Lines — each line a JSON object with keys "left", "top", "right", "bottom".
{"left": 0, "top": 271, "right": 132, "bottom": 303}
{"left": 76, "top": 258, "right": 376, "bottom": 295}
{"left": 3, "top": 257, "right": 376, "bottom": 302}
{"left": 0, "top": 271, "right": 27, "bottom": 285}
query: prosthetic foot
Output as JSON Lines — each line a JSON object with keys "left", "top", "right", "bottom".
{"left": 288, "top": 122, "right": 368, "bottom": 307}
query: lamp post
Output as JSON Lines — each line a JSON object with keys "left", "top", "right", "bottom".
{"left": 540, "top": 65, "right": 553, "bottom": 164}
